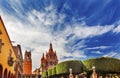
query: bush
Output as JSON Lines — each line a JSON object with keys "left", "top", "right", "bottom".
{"left": 42, "top": 71, "right": 47, "bottom": 78}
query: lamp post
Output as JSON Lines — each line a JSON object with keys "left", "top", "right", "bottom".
{"left": 69, "top": 68, "right": 74, "bottom": 78}
{"left": 69, "top": 68, "right": 72, "bottom": 74}
{"left": 92, "top": 66, "right": 95, "bottom": 71}
{"left": 92, "top": 66, "right": 97, "bottom": 78}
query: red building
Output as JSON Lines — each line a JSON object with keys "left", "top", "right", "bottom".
{"left": 22, "top": 51, "right": 38, "bottom": 78}
{"left": 23, "top": 51, "right": 32, "bottom": 75}
{"left": 41, "top": 43, "right": 58, "bottom": 72}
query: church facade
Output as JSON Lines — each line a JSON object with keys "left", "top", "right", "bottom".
{"left": 41, "top": 43, "right": 58, "bottom": 72}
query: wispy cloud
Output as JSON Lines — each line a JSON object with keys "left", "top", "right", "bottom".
{"left": 103, "top": 51, "right": 117, "bottom": 57}
{"left": 91, "top": 51, "right": 103, "bottom": 54}
{"left": 86, "top": 46, "right": 111, "bottom": 50}
{"left": 73, "top": 25, "right": 114, "bottom": 39}
{"left": 113, "top": 25, "right": 120, "bottom": 33}
{"left": 60, "top": 50, "right": 87, "bottom": 62}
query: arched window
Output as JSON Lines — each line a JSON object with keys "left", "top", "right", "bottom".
{"left": 3, "top": 68, "right": 8, "bottom": 78}
{"left": 8, "top": 71, "right": 11, "bottom": 78}
{"left": 11, "top": 73, "right": 13, "bottom": 78}
{"left": 0, "top": 65, "right": 3, "bottom": 78}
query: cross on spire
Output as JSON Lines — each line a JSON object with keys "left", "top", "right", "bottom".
{"left": 50, "top": 42, "right": 53, "bottom": 49}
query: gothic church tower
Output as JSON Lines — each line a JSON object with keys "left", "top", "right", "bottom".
{"left": 41, "top": 43, "right": 58, "bottom": 72}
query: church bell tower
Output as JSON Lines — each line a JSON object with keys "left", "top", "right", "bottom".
{"left": 23, "top": 50, "right": 32, "bottom": 75}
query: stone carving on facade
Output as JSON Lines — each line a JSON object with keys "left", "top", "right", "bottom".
{"left": 8, "top": 50, "right": 14, "bottom": 66}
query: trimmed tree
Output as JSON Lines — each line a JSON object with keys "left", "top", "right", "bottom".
{"left": 52, "top": 67, "right": 56, "bottom": 75}
{"left": 42, "top": 71, "right": 48, "bottom": 78}
{"left": 48, "top": 69, "right": 52, "bottom": 77}
{"left": 56, "top": 60, "right": 84, "bottom": 75}
{"left": 83, "top": 57, "right": 120, "bottom": 73}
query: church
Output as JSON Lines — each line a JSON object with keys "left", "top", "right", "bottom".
{"left": 41, "top": 43, "right": 58, "bottom": 72}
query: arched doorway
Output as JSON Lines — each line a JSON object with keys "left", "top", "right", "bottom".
{"left": 8, "top": 71, "right": 11, "bottom": 78}
{"left": 10, "top": 73, "right": 13, "bottom": 78}
{"left": 3, "top": 68, "right": 8, "bottom": 78}
{"left": 0, "top": 65, "right": 3, "bottom": 78}
{"left": 13, "top": 74, "right": 16, "bottom": 78}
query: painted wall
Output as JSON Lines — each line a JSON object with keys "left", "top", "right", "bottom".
{"left": 0, "top": 16, "right": 17, "bottom": 77}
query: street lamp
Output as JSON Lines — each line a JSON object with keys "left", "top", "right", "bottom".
{"left": 69, "top": 68, "right": 74, "bottom": 78}
{"left": 92, "top": 66, "right": 95, "bottom": 71}
{"left": 69, "top": 68, "right": 72, "bottom": 74}
{"left": 92, "top": 66, "right": 97, "bottom": 78}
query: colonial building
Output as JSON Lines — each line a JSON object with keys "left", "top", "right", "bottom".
{"left": 41, "top": 43, "right": 58, "bottom": 72}
{"left": 0, "top": 16, "right": 17, "bottom": 78}
{"left": 13, "top": 45, "right": 23, "bottom": 78}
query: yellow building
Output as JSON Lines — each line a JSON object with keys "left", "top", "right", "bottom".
{"left": 0, "top": 16, "right": 17, "bottom": 78}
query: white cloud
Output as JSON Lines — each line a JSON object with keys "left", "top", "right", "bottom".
{"left": 113, "top": 53, "right": 120, "bottom": 59}
{"left": 86, "top": 46, "right": 111, "bottom": 50}
{"left": 73, "top": 25, "right": 114, "bottom": 39}
{"left": 113, "top": 25, "right": 120, "bottom": 33}
{"left": 103, "top": 51, "right": 117, "bottom": 57}
{"left": 72, "top": 51, "right": 86, "bottom": 58}
{"left": 27, "top": 5, "right": 65, "bottom": 28}
{"left": 59, "top": 50, "right": 87, "bottom": 62}
{"left": 91, "top": 51, "right": 103, "bottom": 54}
{"left": 8, "top": 0, "right": 25, "bottom": 17}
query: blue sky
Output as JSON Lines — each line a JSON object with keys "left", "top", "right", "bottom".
{"left": 1, "top": 0, "right": 120, "bottom": 70}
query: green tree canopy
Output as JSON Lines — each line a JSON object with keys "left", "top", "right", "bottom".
{"left": 83, "top": 57, "right": 120, "bottom": 73}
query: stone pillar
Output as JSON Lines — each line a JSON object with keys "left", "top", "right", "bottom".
{"left": 69, "top": 68, "right": 74, "bottom": 78}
